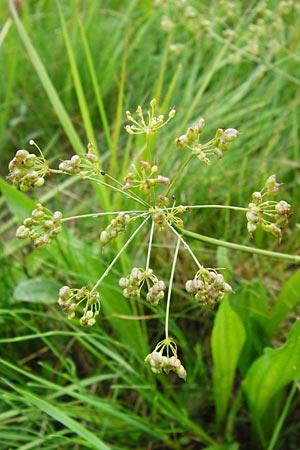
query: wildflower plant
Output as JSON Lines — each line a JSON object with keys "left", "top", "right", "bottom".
{"left": 8, "top": 98, "right": 297, "bottom": 381}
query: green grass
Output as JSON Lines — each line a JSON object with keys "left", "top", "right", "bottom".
{"left": 1, "top": 0, "right": 300, "bottom": 449}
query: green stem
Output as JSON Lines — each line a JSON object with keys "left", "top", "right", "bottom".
{"left": 224, "top": 387, "right": 243, "bottom": 441}
{"left": 51, "top": 169, "right": 149, "bottom": 207}
{"left": 175, "top": 226, "right": 300, "bottom": 264}
{"left": 183, "top": 204, "right": 248, "bottom": 213}
{"left": 86, "top": 175, "right": 150, "bottom": 207}
{"left": 266, "top": 380, "right": 299, "bottom": 450}
{"left": 145, "top": 220, "right": 155, "bottom": 271}
{"left": 91, "top": 217, "right": 149, "bottom": 292}
{"left": 165, "top": 154, "right": 193, "bottom": 196}
{"left": 61, "top": 210, "right": 145, "bottom": 223}
{"left": 165, "top": 238, "right": 181, "bottom": 339}
{"left": 167, "top": 222, "right": 202, "bottom": 269}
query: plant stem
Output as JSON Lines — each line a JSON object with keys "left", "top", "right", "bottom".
{"left": 266, "top": 380, "right": 299, "bottom": 450}
{"left": 61, "top": 210, "right": 144, "bottom": 223}
{"left": 167, "top": 222, "right": 202, "bottom": 269}
{"left": 175, "top": 226, "right": 300, "bottom": 264}
{"left": 165, "top": 238, "right": 181, "bottom": 339}
{"left": 88, "top": 175, "right": 150, "bottom": 207}
{"left": 183, "top": 204, "right": 248, "bottom": 213}
{"left": 91, "top": 217, "right": 149, "bottom": 292}
{"left": 165, "top": 154, "right": 193, "bottom": 196}
{"left": 145, "top": 220, "right": 155, "bottom": 271}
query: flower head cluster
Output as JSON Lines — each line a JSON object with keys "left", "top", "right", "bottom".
{"left": 185, "top": 267, "right": 232, "bottom": 307}
{"left": 58, "top": 145, "right": 101, "bottom": 178}
{"left": 123, "top": 160, "right": 170, "bottom": 194}
{"left": 119, "top": 267, "right": 166, "bottom": 305}
{"left": 176, "top": 121, "right": 239, "bottom": 164}
{"left": 151, "top": 205, "right": 188, "bottom": 231}
{"left": 15, "top": 203, "right": 63, "bottom": 248}
{"left": 125, "top": 98, "right": 176, "bottom": 135}
{"left": 246, "top": 175, "right": 291, "bottom": 241}
{"left": 144, "top": 338, "right": 187, "bottom": 381}
{"left": 100, "top": 213, "right": 131, "bottom": 245}
{"left": 57, "top": 285, "right": 100, "bottom": 326}
{"left": 7, "top": 144, "right": 48, "bottom": 191}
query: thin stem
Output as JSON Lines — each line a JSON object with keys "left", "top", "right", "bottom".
{"left": 165, "top": 154, "right": 193, "bottom": 196}
{"left": 61, "top": 210, "right": 145, "bottom": 223}
{"left": 176, "top": 226, "right": 300, "bottom": 264}
{"left": 167, "top": 222, "right": 202, "bottom": 270}
{"left": 48, "top": 168, "right": 64, "bottom": 174}
{"left": 165, "top": 237, "right": 181, "bottom": 339}
{"left": 145, "top": 220, "right": 155, "bottom": 271}
{"left": 90, "top": 175, "right": 151, "bottom": 207}
{"left": 183, "top": 204, "right": 248, "bottom": 213}
{"left": 91, "top": 217, "right": 149, "bottom": 293}
{"left": 266, "top": 380, "right": 299, "bottom": 450}
{"left": 52, "top": 169, "right": 149, "bottom": 207}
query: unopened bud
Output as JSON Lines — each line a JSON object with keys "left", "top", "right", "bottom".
{"left": 223, "top": 128, "right": 239, "bottom": 141}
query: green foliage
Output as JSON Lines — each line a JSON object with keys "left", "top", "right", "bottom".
{"left": 1, "top": 0, "right": 300, "bottom": 449}
{"left": 243, "top": 320, "right": 300, "bottom": 447}
{"left": 212, "top": 297, "right": 246, "bottom": 426}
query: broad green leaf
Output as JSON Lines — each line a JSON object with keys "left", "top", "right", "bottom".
{"left": 243, "top": 320, "right": 300, "bottom": 425}
{"left": 13, "top": 277, "right": 61, "bottom": 303}
{"left": 212, "top": 297, "right": 246, "bottom": 425}
{"left": 267, "top": 270, "right": 300, "bottom": 336}
{"left": 230, "top": 281, "right": 270, "bottom": 374}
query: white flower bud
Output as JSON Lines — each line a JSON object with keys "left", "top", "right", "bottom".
{"left": 169, "top": 356, "right": 181, "bottom": 368}
{"left": 185, "top": 280, "right": 195, "bottom": 294}
{"left": 224, "top": 283, "right": 233, "bottom": 293}
{"left": 168, "top": 108, "right": 176, "bottom": 119}
{"left": 119, "top": 278, "right": 128, "bottom": 288}
{"left": 223, "top": 128, "right": 239, "bottom": 141}
{"left": 15, "top": 149, "right": 29, "bottom": 160}
{"left": 131, "top": 267, "right": 143, "bottom": 281}
{"left": 176, "top": 365, "right": 187, "bottom": 381}
{"left": 59, "top": 286, "right": 73, "bottom": 300}
{"left": 157, "top": 175, "right": 170, "bottom": 185}
{"left": 252, "top": 191, "right": 262, "bottom": 203}
{"left": 53, "top": 211, "right": 63, "bottom": 222}
{"left": 70, "top": 155, "right": 81, "bottom": 165}
{"left": 100, "top": 230, "right": 109, "bottom": 245}
{"left": 16, "top": 225, "right": 29, "bottom": 239}
{"left": 33, "top": 177, "right": 45, "bottom": 188}
{"left": 275, "top": 200, "right": 290, "bottom": 215}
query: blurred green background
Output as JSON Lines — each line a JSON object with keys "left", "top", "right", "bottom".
{"left": 1, "top": 1, "right": 300, "bottom": 449}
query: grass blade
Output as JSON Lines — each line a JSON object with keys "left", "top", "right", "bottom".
{"left": 2, "top": 380, "right": 111, "bottom": 450}
{"left": 9, "top": 0, "right": 85, "bottom": 156}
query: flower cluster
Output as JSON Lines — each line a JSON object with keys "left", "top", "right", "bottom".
{"left": 176, "top": 121, "right": 239, "bottom": 164}
{"left": 15, "top": 203, "right": 63, "bottom": 248}
{"left": 7, "top": 146, "right": 48, "bottom": 191}
{"left": 100, "top": 213, "right": 131, "bottom": 245}
{"left": 151, "top": 205, "right": 188, "bottom": 231}
{"left": 144, "top": 338, "right": 187, "bottom": 381}
{"left": 246, "top": 174, "right": 291, "bottom": 241}
{"left": 57, "top": 285, "right": 100, "bottom": 326}
{"left": 58, "top": 145, "right": 101, "bottom": 178}
{"left": 185, "top": 267, "right": 233, "bottom": 307}
{"left": 125, "top": 98, "right": 176, "bottom": 135}
{"left": 123, "top": 160, "right": 170, "bottom": 194}
{"left": 119, "top": 267, "right": 166, "bottom": 305}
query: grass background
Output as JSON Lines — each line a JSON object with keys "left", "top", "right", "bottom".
{"left": 0, "top": 0, "right": 300, "bottom": 449}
